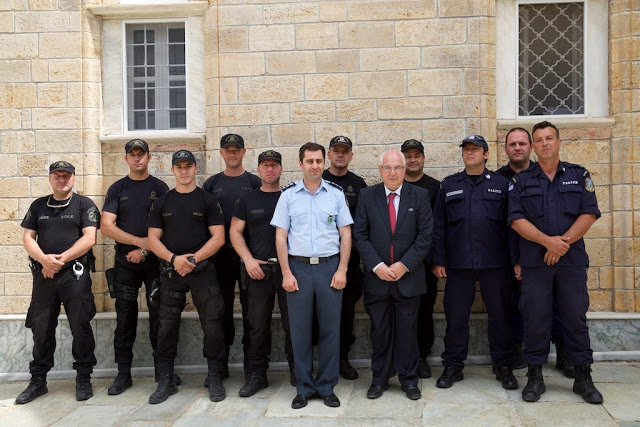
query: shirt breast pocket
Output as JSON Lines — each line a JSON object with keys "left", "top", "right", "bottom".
{"left": 445, "top": 193, "right": 465, "bottom": 223}
{"left": 521, "top": 186, "right": 543, "bottom": 219}
{"left": 558, "top": 185, "right": 582, "bottom": 217}
{"left": 483, "top": 191, "right": 505, "bottom": 220}
{"left": 319, "top": 205, "right": 339, "bottom": 229}
{"left": 289, "top": 206, "right": 308, "bottom": 228}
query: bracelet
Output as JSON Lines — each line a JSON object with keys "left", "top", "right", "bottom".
{"left": 170, "top": 254, "right": 176, "bottom": 266}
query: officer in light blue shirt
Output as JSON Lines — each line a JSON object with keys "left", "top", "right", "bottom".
{"left": 271, "top": 142, "right": 353, "bottom": 410}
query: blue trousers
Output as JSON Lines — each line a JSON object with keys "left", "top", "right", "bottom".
{"left": 287, "top": 257, "right": 342, "bottom": 397}
{"left": 442, "top": 268, "right": 514, "bottom": 368}
{"left": 520, "top": 265, "right": 593, "bottom": 366}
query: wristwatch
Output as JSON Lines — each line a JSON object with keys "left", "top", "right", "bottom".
{"left": 141, "top": 249, "right": 149, "bottom": 257}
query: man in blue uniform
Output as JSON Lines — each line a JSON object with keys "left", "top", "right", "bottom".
{"left": 509, "top": 121, "right": 603, "bottom": 404}
{"left": 271, "top": 142, "right": 353, "bottom": 409}
{"left": 17, "top": 161, "right": 99, "bottom": 403}
{"left": 430, "top": 135, "right": 517, "bottom": 390}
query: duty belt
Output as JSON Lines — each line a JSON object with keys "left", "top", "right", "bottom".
{"left": 29, "top": 254, "right": 93, "bottom": 274}
{"left": 289, "top": 254, "right": 339, "bottom": 265}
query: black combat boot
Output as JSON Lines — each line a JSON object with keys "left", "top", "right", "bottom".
{"left": 149, "top": 373, "right": 178, "bottom": 404}
{"left": 495, "top": 366, "right": 518, "bottom": 390}
{"left": 436, "top": 366, "right": 463, "bottom": 388}
{"left": 521, "top": 365, "right": 545, "bottom": 402}
{"left": 239, "top": 371, "right": 268, "bottom": 397}
{"left": 208, "top": 370, "right": 226, "bottom": 402}
{"left": 108, "top": 371, "right": 133, "bottom": 395}
{"left": 555, "top": 341, "right": 575, "bottom": 378}
{"left": 15, "top": 375, "right": 48, "bottom": 404}
{"left": 573, "top": 364, "right": 603, "bottom": 404}
{"left": 76, "top": 374, "right": 94, "bottom": 401}
{"left": 203, "top": 364, "right": 228, "bottom": 387}
{"left": 155, "top": 366, "right": 182, "bottom": 386}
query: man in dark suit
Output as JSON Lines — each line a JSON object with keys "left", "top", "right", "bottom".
{"left": 353, "top": 150, "right": 433, "bottom": 401}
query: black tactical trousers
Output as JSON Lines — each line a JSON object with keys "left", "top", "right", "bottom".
{"left": 26, "top": 267, "right": 97, "bottom": 377}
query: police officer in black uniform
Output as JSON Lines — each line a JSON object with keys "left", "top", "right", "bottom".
{"left": 430, "top": 135, "right": 517, "bottom": 390}
{"left": 509, "top": 121, "right": 603, "bottom": 404}
{"left": 322, "top": 135, "right": 367, "bottom": 380}
{"left": 101, "top": 139, "right": 181, "bottom": 395}
{"left": 147, "top": 150, "right": 227, "bottom": 404}
{"left": 203, "top": 134, "right": 261, "bottom": 379}
{"left": 16, "top": 161, "right": 100, "bottom": 404}
{"left": 230, "top": 150, "right": 295, "bottom": 396}
{"left": 401, "top": 139, "right": 440, "bottom": 379}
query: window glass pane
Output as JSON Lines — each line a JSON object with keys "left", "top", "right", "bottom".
{"left": 133, "top": 66, "right": 145, "bottom": 77}
{"left": 134, "top": 89, "right": 145, "bottom": 109}
{"left": 518, "top": 3, "right": 584, "bottom": 116}
{"left": 170, "top": 87, "right": 186, "bottom": 108}
{"left": 169, "top": 44, "right": 185, "bottom": 65}
{"left": 146, "top": 30, "right": 154, "bottom": 44}
{"left": 133, "top": 29, "right": 144, "bottom": 44}
{"left": 134, "top": 112, "right": 146, "bottom": 129}
{"left": 168, "top": 28, "right": 185, "bottom": 43}
{"left": 148, "top": 87, "right": 155, "bottom": 109}
{"left": 133, "top": 46, "right": 145, "bottom": 66}
{"left": 169, "top": 66, "right": 185, "bottom": 76}
{"left": 170, "top": 110, "right": 186, "bottom": 129}
{"left": 147, "top": 45, "right": 155, "bottom": 65}
{"left": 148, "top": 111, "right": 155, "bottom": 129}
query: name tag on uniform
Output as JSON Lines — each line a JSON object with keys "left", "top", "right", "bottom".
{"left": 562, "top": 181, "right": 579, "bottom": 185}
{"left": 487, "top": 188, "right": 502, "bottom": 194}
{"left": 446, "top": 190, "right": 463, "bottom": 197}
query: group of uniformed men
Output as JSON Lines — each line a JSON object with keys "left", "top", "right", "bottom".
{"left": 16, "top": 120, "right": 604, "bottom": 409}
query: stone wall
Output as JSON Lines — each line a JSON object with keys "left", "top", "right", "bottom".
{"left": 0, "top": 0, "right": 637, "bottom": 315}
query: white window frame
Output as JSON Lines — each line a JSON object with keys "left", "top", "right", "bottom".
{"left": 88, "top": 2, "right": 206, "bottom": 142}
{"left": 496, "top": 0, "right": 608, "bottom": 121}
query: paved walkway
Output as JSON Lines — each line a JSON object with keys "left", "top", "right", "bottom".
{"left": 1, "top": 362, "right": 639, "bottom": 426}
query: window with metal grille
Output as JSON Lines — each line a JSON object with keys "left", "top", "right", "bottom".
{"left": 518, "top": 2, "right": 584, "bottom": 116}
{"left": 125, "top": 23, "right": 186, "bottom": 131}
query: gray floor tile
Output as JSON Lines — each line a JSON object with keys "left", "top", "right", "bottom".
{"left": 421, "top": 402, "right": 518, "bottom": 426}
{"left": 52, "top": 405, "right": 137, "bottom": 427}
{"left": 598, "top": 383, "right": 640, "bottom": 422}
{"left": 513, "top": 401, "right": 617, "bottom": 427}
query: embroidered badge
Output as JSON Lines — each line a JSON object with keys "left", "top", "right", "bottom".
{"left": 585, "top": 177, "right": 595, "bottom": 192}
{"left": 328, "top": 215, "right": 334, "bottom": 224}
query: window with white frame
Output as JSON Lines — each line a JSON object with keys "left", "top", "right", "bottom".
{"left": 126, "top": 23, "right": 187, "bottom": 131}
{"left": 496, "top": 0, "right": 608, "bottom": 120}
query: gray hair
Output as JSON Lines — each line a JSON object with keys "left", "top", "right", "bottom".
{"left": 379, "top": 150, "right": 406, "bottom": 166}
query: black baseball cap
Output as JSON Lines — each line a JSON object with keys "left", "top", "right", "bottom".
{"left": 125, "top": 138, "right": 149, "bottom": 154}
{"left": 329, "top": 135, "right": 352, "bottom": 149}
{"left": 258, "top": 150, "right": 282, "bottom": 164}
{"left": 460, "top": 134, "right": 488, "bottom": 151}
{"left": 401, "top": 139, "right": 424, "bottom": 153}
{"left": 172, "top": 150, "right": 196, "bottom": 166}
{"left": 49, "top": 160, "right": 75, "bottom": 174}
{"left": 220, "top": 133, "right": 244, "bottom": 149}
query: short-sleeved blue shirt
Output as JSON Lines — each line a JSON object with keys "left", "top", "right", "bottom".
{"left": 270, "top": 179, "right": 353, "bottom": 257}
{"left": 508, "top": 161, "right": 600, "bottom": 267}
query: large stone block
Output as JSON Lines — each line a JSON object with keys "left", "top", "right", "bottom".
{"left": 408, "top": 69, "right": 463, "bottom": 96}
{"left": 15, "top": 11, "right": 69, "bottom": 32}
{"left": 443, "top": 95, "right": 481, "bottom": 118}
{"left": 421, "top": 142, "right": 461, "bottom": 167}
{"left": 249, "top": 25, "right": 295, "bottom": 51}
{"left": 266, "top": 51, "right": 315, "bottom": 74}
{"left": 613, "top": 238, "right": 635, "bottom": 267}
{"left": 39, "top": 33, "right": 82, "bottom": 58}
{"left": 220, "top": 77, "right": 238, "bottom": 104}
{"left": 296, "top": 23, "right": 338, "bottom": 49}
{"left": 422, "top": 45, "right": 480, "bottom": 69}
{"left": 218, "top": 5, "right": 262, "bottom": 26}
{"left": 360, "top": 47, "right": 420, "bottom": 71}
{"left": 562, "top": 141, "right": 610, "bottom": 164}
{"left": 49, "top": 59, "right": 83, "bottom": 82}
{"left": 37, "top": 83, "right": 67, "bottom": 108}
{"left": 0, "top": 177, "right": 28, "bottom": 197}
{"left": 238, "top": 75, "right": 303, "bottom": 103}
{"left": 31, "top": 59, "right": 48, "bottom": 82}
{"left": 319, "top": 1, "right": 347, "bottom": 22}
{"left": 0, "top": 60, "right": 30, "bottom": 83}
{"left": 378, "top": 97, "right": 442, "bottom": 120}
{"left": 614, "top": 289, "right": 635, "bottom": 312}
{"left": 0, "top": 221, "right": 21, "bottom": 245}
{"left": 589, "top": 290, "right": 612, "bottom": 311}
{"left": 218, "top": 27, "right": 249, "bottom": 53}
{"left": 396, "top": 18, "right": 467, "bottom": 46}
{"left": 0, "top": 131, "right": 34, "bottom": 153}
{"left": 336, "top": 100, "right": 376, "bottom": 122}
{"left": 291, "top": 101, "right": 335, "bottom": 123}
{"left": 32, "top": 108, "right": 81, "bottom": 130}
{"left": 0, "top": 153, "right": 17, "bottom": 177}
{"left": 271, "top": 123, "right": 314, "bottom": 146}
{"left": 356, "top": 121, "right": 421, "bottom": 144}
{"left": 612, "top": 184, "right": 633, "bottom": 210}
{"left": 18, "top": 153, "right": 48, "bottom": 176}
{"left": 0, "top": 199, "right": 19, "bottom": 220}
{"left": 0, "top": 245, "right": 29, "bottom": 272}
{"left": 218, "top": 53, "right": 265, "bottom": 77}
{"left": 264, "top": 3, "right": 318, "bottom": 24}
{"left": 219, "top": 104, "right": 289, "bottom": 126}
{"left": 305, "top": 73, "right": 349, "bottom": 101}
{"left": 0, "top": 83, "right": 35, "bottom": 108}
{"left": 0, "top": 109, "right": 21, "bottom": 129}
{"left": 348, "top": 0, "right": 436, "bottom": 21}
{"left": 35, "top": 129, "right": 82, "bottom": 152}
{"left": 0, "top": 296, "right": 30, "bottom": 314}
{"left": 610, "top": 12, "right": 631, "bottom": 39}
{"left": 316, "top": 49, "right": 358, "bottom": 73}
{"left": 0, "top": 34, "right": 37, "bottom": 59}
{"left": 4, "top": 273, "right": 31, "bottom": 296}
{"left": 585, "top": 238, "right": 612, "bottom": 267}
{"left": 339, "top": 21, "right": 394, "bottom": 48}
{"left": 315, "top": 122, "right": 355, "bottom": 146}
{"left": 439, "top": 0, "right": 495, "bottom": 17}
{"left": 350, "top": 71, "right": 406, "bottom": 99}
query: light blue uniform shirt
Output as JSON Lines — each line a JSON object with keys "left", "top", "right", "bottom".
{"left": 271, "top": 179, "right": 353, "bottom": 257}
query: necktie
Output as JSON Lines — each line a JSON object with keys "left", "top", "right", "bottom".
{"left": 388, "top": 192, "right": 396, "bottom": 263}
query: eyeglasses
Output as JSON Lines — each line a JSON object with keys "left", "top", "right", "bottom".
{"left": 47, "top": 194, "right": 73, "bottom": 209}
{"left": 380, "top": 166, "right": 405, "bottom": 173}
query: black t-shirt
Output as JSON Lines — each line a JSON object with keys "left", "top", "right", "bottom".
{"left": 232, "top": 189, "right": 280, "bottom": 260}
{"left": 202, "top": 171, "right": 261, "bottom": 228}
{"left": 147, "top": 187, "right": 224, "bottom": 255}
{"left": 102, "top": 175, "right": 169, "bottom": 238}
{"left": 322, "top": 169, "right": 367, "bottom": 217}
{"left": 21, "top": 193, "right": 100, "bottom": 254}
{"left": 405, "top": 173, "right": 440, "bottom": 209}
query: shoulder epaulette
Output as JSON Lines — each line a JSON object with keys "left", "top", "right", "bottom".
{"left": 281, "top": 182, "right": 295, "bottom": 192}
{"left": 327, "top": 181, "right": 343, "bottom": 191}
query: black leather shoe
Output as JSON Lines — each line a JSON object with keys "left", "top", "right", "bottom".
{"left": 149, "top": 374, "right": 178, "bottom": 404}
{"left": 204, "top": 365, "right": 228, "bottom": 387}
{"left": 156, "top": 373, "right": 182, "bottom": 386}
{"left": 76, "top": 380, "right": 93, "bottom": 401}
{"left": 495, "top": 366, "right": 518, "bottom": 390}
{"left": 320, "top": 393, "right": 341, "bottom": 407}
{"left": 367, "top": 383, "right": 389, "bottom": 399}
{"left": 436, "top": 366, "right": 463, "bottom": 388}
{"left": 291, "top": 394, "right": 310, "bottom": 409}
{"left": 108, "top": 372, "right": 133, "bottom": 395}
{"left": 239, "top": 371, "right": 268, "bottom": 397}
{"left": 339, "top": 359, "right": 358, "bottom": 380}
{"left": 15, "top": 377, "right": 47, "bottom": 404}
{"left": 401, "top": 385, "right": 421, "bottom": 400}
{"left": 208, "top": 372, "right": 226, "bottom": 402}
{"left": 417, "top": 358, "right": 432, "bottom": 378}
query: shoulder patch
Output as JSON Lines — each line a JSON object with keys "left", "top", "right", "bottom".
{"left": 327, "top": 181, "right": 343, "bottom": 191}
{"left": 585, "top": 175, "right": 595, "bottom": 192}
{"left": 281, "top": 182, "right": 295, "bottom": 192}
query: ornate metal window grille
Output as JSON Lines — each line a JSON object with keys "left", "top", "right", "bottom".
{"left": 518, "top": 3, "right": 584, "bottom": 116}
{"left": 126, "top": 23, "right": 186, "bottom": 131}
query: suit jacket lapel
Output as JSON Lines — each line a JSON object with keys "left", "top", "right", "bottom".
{"left": 376, "top": 184, "right": 392, "bottom": 234}
{"left": 396, "top": 184, "right": 410, "bottom": 230}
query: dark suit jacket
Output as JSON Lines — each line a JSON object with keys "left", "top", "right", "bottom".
{"left": 353, "top": 183, "right": 433, "bottom": 298}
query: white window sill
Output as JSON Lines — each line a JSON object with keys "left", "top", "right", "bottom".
{"left": 100, "top": 132, "right": 205, "bottom": 149}
{"left": 87, "top": 2, "right": 208, "bottom": 19}
{"left": 498, "top": 117, "right": 615, "bottom": 130}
